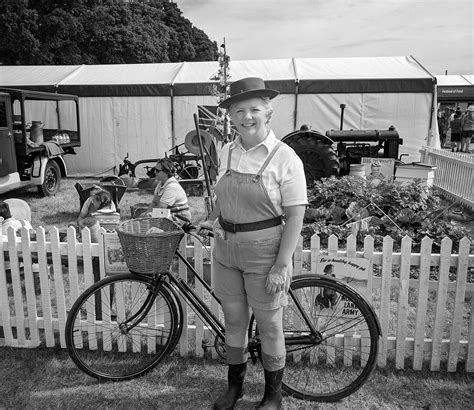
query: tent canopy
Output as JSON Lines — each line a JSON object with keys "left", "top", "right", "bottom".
{"left": 436, "top": 74, "right": 474, "bottom": 102}
{"left": 0, "top": 56, "right": 438, "bottom": 176}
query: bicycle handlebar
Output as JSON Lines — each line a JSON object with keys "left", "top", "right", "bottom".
{"left": 172, "top": 213, "right": 213, "bottom": 238}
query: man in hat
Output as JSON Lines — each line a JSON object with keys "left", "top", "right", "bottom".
{"left": 202, "top": 77, "right": 308, "bottom": 409}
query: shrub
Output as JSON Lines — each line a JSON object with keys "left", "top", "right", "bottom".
{"left": 304, "top": 176, "right": 470, "bottom": 252}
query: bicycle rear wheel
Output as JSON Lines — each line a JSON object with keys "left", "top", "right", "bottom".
{"left": 283, "top": 275, "right": 379, "bottom": 401}
{"left": 249, "top": 275, "right": 380, "bottom": 402}
{"left": 65, "top": 273, "right": 181, "bottom": 381}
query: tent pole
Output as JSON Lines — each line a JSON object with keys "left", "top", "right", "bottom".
{"left": 293, "top": 80, "right": 299, "bottom": 131}
{"left": 170, "top": 84, "right": 175, "bottom": 148}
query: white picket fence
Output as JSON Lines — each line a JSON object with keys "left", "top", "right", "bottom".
{"left": 419, "top": 146, "right": 474, "bottom": 209}
{"left": 1, "top": 225, "right": 473, "bottom": 372}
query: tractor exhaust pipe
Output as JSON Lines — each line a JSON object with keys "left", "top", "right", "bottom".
{"left": 339, "top": 104, "right": 346, "bottom": 130}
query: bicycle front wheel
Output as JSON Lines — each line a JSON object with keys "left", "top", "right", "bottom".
{"left": 282, "top": 275, "right": 380, "bottom": 401}
{"left": 65, "top": 273, "right": 181, "bottom": 381}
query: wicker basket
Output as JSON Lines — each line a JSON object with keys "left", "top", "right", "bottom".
{"left": 116, "top": 217, "right": 184, "bottom": 274}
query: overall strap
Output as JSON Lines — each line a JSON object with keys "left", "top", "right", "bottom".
{"left": 226, "top": 144, "right": 234, "bottom": 172}
{"left": 256, "top": 142, "right": 283, "bottom": 177}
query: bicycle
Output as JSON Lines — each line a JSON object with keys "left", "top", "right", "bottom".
{"left": 65, "top": 216, "right": 381, "bottom": 402}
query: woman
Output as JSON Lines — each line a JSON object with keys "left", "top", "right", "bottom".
{"left": 142, "top": 158, "right": 191, "bottom": 221}
{"left": 203, "top": 77, "right": 307, "bottom": 409}
{"left": 460, "top": 105, "right": 474, "bottom": 153}
{"left": 77, "top": 186, "right": 116, "bottom": 243}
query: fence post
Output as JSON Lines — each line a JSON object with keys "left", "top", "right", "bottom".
{"left": 447, "top": 237, "right": 470, "bottom": 371}
{"left": 430, "top": 237, "right": 452, "bottom": 371}
{"left": 413, "top": 236, "right": 433, "bottom": 370}
{"left": 378, "top": 235, "right": 394, "bottom": 368}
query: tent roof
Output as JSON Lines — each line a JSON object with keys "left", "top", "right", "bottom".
{"left": 436, "top": 75, "right": 472, "bottom": 86}
{"left": 0, "top": 56, "right": 435, "bottom": 97}
{"left": 0, "top": 65, "right": 81, "bottom": 91}
{"left": 436, "top": 74, "right": 474, "bottom": 101}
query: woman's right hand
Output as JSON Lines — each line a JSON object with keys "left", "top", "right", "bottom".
{"left": 198, "top": 220, "right": 214, "bottom": 231}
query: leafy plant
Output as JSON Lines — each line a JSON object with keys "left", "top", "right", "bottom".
{"left": 304, "top": 176, "right": 470, "bottom": 252}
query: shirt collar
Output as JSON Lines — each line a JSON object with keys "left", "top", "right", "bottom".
{"left": 231, "top": 129, "right": 278, "bottom": 154}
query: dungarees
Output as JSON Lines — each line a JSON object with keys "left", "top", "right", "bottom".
{"left": 213, "top": 142, "right": 290, "bottom": 310}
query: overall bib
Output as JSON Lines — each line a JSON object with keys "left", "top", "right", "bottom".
{"left": 213, "top": 142, "right": 290, "bottom": 310}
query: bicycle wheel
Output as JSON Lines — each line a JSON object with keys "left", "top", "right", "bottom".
{"left": 249, "top": 274, "right": 380, "bottom": 402}
{"left": 65, "top": 273, "right": 182, "bottom": 381}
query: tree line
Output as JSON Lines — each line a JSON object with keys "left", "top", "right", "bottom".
{"left": 0, "top": 0, "right": 218, "bottom": 65}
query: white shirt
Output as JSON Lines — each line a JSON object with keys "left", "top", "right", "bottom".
{"left": 217, "top": 130, "right": 308, "bottom": 215}
{"left": 153, "top": 176, "right": 188, "bottom": 208}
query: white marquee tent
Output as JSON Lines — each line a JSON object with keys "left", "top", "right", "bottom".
{"left": 436, "top": 74, "right": 474, "bottom": 106}
{"left": 0, "top": 55, "right": 439, "bottom": 175}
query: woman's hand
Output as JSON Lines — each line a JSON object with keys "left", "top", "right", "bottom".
{"left": 198, "top": 220, "right": 214, "bottom": 232}
{"left": 265, "top": 264, "right": 288, "bottom": 295}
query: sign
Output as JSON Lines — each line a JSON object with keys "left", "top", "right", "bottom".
{"left": 438, "top": 86, "right": 474, "bottom": 101}
{"left": 316, "top": 255, "right": 370, "bottom": 281}
{"left": 361, "top": 157, "right": 395, "bottom": 186}
{"left": 102, "top": 232, "right": 129, "bottom": 274}
{"left": 315, "top": 256, "right": 370, "bottom": 319}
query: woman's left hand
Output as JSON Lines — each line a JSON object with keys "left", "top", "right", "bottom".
{"left": 265, "top": 264, "right": 288, "bottom": 295}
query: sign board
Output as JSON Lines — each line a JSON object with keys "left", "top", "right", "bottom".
{"left": 102, "top": 232, "right": 129, "bottom": 274}
{"left": 315, "top": 256, "right": 370, "bottom": 319}
{"left": 316, "top": 255, "right": 370, "bottom": 281}
{"left": 361, "top": 157, "right": 395, "bottom": 185}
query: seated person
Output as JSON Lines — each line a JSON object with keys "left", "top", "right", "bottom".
{"left": 137, "top": 158, "right": 191, "bottom": 221}
{"left": 1, "top": 201, "right": 34, "bottom": 241}
{"left": 77, "top": 186, "right": 116, "bottom": 243}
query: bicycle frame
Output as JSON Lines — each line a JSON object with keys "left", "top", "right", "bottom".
{"left": 113, "top": 242, "right": 379, "bottom": 360}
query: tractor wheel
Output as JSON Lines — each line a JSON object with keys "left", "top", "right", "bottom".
{"left": 37, "top": 160, "right": 61, "bottom": 196}
{"left": 284, "top": 135, "right": 340, "bottom": 186}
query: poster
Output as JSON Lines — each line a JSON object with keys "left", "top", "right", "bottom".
{"left": 103, "top": 232, "right": 129, "bottom": 274}
{"left": 316, "top": 255, "right": 370, "bottom": 281}
{"left": 315, "top": 256, "right": 370, "bottom": 318}
{"left": 361, "top": 157, "right": 395, "bottom": 186}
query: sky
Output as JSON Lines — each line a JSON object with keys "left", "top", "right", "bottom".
{"left": 174, "top": 0, "right": 473, "bottom": 75}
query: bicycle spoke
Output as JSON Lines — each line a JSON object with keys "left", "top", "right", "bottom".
{"left": 253, "top": 276, "right": 379, "bottom": 402}
{"left": 66, "top": 274, "right": 180, "bottom": 381}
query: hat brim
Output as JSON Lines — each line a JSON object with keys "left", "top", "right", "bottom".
{"left": 218, "top": 89, "right": 279, "bottom": 109}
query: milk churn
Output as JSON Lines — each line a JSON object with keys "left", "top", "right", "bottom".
{"left": 30, "top": 121, "right": 44, "bottom": 143}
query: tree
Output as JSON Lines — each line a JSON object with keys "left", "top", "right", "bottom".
{"left": 0, "top": 0, "right": 218, "bottom": 65}
{"left": 0, "top": 3, "right": 41, "bottom": 65}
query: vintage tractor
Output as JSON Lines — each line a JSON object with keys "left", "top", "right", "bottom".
{"left": 281, "top": 104, "right": 403, "bottom": 186}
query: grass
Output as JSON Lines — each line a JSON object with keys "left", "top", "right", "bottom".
{"left": 2, "top": 177, "right": 473, "bottom": 407}
{"left": 0, "top": 177, "right": 208, "bottom": 233}
{"left": 0, "top": 346, "right": 472, "bottom": 409}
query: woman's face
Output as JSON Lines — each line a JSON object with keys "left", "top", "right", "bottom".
{"left": 229, "top": 97, "right": 269, "bottom": 142}
{"left": 154, "top": 163, "right": 168, "bottom": 184}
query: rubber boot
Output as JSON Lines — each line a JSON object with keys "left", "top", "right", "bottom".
{"left": 213, "top": 362, "right": 247, "bottom": 410}
{"left": 256, "top": 368, "right": 284, "bottom": 410}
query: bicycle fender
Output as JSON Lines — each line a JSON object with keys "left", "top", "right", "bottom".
{"left": 291, "top": 273, "right": 382, "bottom": 336}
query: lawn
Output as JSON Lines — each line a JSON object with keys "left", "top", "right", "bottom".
{"left": 0, "top": 177, "right": 208, "bottom": 233}
{"left": 0, "top": 346, "right": 472, "bottom": 409}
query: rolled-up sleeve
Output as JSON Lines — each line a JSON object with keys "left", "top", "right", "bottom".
{"left": 280, "top": 150, "right": 308, "bottom": 207}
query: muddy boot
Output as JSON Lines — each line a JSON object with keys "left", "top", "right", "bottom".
{"left": 256, "top": 368, "right": 284, "bottom": 410}
{"left": 213, "top": 362, "right": 247, "bottom": 410}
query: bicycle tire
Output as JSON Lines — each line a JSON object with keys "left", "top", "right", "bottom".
{"left": 65, "top": 273, "right": 181, "bottom": 381}
{"left": 248, "top": 275, "right": 380, "bottom": 402}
